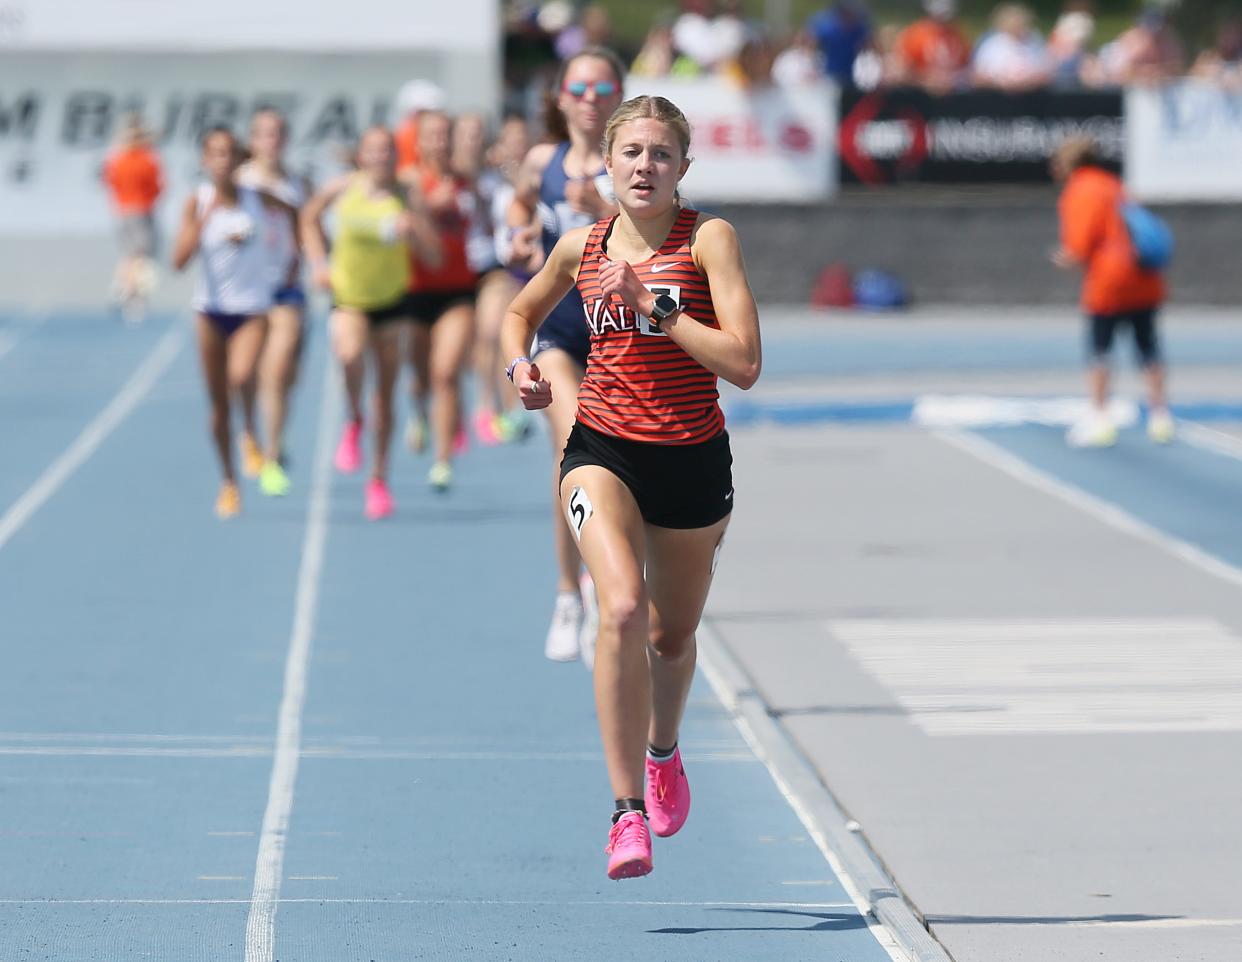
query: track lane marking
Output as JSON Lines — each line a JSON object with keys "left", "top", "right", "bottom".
{"left": 243, "top": 357, "right": 337, "bottom": 962}
{"left": 0, "top": 323, "right": 184, "bottom": 552}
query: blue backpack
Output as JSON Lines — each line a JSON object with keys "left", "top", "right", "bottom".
{"left": 852, "top": 270, "right": 909, "bottom": 310}
{"left": 1121, "top": 202, "right": 1174, "bottom": 271}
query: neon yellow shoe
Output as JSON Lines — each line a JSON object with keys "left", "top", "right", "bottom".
{"left": 240, "top": 433, "right": 264, "bottom": 478}
{"left": 259, "top": 460, "right": 291, "bottom": 497}
{"left": 215, "top": 481, "right": 241, "bottom": 520}
{"left": 1147, "top": 410, "right": 1175, "bottom": 444}
{"left": 428, "top": 460, "right": 452, "bottom": 492}
{"left": 405, "top": 416, "right": 427, "bottom": 454}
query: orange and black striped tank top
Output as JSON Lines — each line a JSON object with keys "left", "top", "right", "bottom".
{"left": 574, "top": 208, "right": 725, "bottom": 445}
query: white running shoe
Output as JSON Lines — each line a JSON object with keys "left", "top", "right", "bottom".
{"left": 1147, "top": 409, "right": 1175, "bottom": 444}
{"left": 1066, "top": 415, "right": 1118, "bottom": 449}
{"left": 545, "top": 591, "right": 583, "bottom": 662}
{"left": 579, "top": 572, "right": 599, "bottom": 671}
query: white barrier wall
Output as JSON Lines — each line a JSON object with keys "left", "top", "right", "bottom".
{"left": 0, "top": 52, "right": 497, "bottom": 236}
{"left": 1126, "top": 82, "right": 1242, "bottom": 201}
{"left": 0, "top": 0, "right": 497, "bottom": 51}
{"left": 625, "top": 79, "right": 838, "bottom": 203}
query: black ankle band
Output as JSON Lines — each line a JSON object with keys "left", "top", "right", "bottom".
{"left": 647, "top": 741, "right": 677, "bottom": 759}
{"left": 612, "top": 798, "right": 646, "bottom": 823}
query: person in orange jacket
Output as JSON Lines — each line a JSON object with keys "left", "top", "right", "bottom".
{"left": 102, "top": 113, "right": 164, "bottom": 323}
{"left": 1051, "top": 136, "right": 1174, "bottom": 447}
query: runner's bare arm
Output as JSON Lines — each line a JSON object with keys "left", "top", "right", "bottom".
{"left": 171, "top": 194, "right": 206, "bottom": 271}
{"left": 299, "top": 173, "right": 352, "bottom": 281}
{"left": 505, "top": 143, "right": 557, "bottom": 268}
{"left": 680, "top": 218, "right": 762, "bottom": 389}
{"left": 500, "top": 227, "right": 589, "bottom": 408}
{"left": 401, "top": 180, "right": 445, "bottom": 269}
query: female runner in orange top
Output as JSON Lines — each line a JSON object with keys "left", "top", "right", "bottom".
{"left": 500, "top": 95, "right": 761, "bottom": 880}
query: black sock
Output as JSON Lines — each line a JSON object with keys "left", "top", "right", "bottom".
{"left": 647, "top": 741, "right": 677, "bottom": 761}
{"left": 612, "top": 798, "right": 646, "bottom": 823}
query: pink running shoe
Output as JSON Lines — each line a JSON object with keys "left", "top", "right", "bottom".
{"left": 605, "top": 812, "right": 653, "bottom": 880}
{"left": 364, "top": 477, "right": 394, "bottom": 520}
{"left": 473, "top": 409, "right": 502, "bottom": 446}
{"left": 646, "top": 748, "right": 691, "bottom": 838}
{"left": 453, "top": 426, "right": 469, "bottom": 455}
{"left": 334, "top": 419, "right": 362, "bottom": 474}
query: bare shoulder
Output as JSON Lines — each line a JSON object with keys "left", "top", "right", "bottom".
{"left": 316, "top": 172, "right": 355, "bottom": 201}
{"left": 551, "top": 224, "right": 592, "bottom": 266}
{"left": 690, "top": 214, "right": 739, "bottom": 245}
{"left": 689, "top": 214, "right": 743, "bottom": 270}
{"left": 524, "top": 142, "right": 559, "bottom": 172}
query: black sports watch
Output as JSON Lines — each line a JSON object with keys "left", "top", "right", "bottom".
{"left": 648, "top": 292, "right": 680, "bottom": 326}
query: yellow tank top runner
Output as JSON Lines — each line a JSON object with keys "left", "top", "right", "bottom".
{"left": 330, "top": 177, "right": 410, "bottom": 310}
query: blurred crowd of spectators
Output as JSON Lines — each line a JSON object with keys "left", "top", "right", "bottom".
{"left": 503, "top": 0, "right": 1242, "bottom": 99}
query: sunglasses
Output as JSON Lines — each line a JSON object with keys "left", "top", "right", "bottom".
{"left": 563, "top": 81, "right": 617, "bottom": 99}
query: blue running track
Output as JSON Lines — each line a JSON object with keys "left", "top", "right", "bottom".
{"left": 0, "top": 312, "right": 897, "bottom": 961}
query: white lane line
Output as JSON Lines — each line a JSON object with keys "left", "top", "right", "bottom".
{"left": 0, "top": 313, "right": 49, "bottom": 362}
{"left": 0, "top": 745, "right": 754, "bottom": 762}
{"left": 935, "top": 428, "right": 1242, "bottom": 591}
{"left": 0, "top": 324, "right": 185, "bottom": 553}
{"left": 1179, "top": 421, "right": 1242, "bottom": 461}
{"left": 696, "top": 622, "right": 914, "bottom": 962}
{"left": 2, "top": 897, "right": 859, "bottom": 908}
{"left": 243, "top": 358, "right": 338, "bottom": 962}
{"left": 1060, "top": 918, "right": 1242, "bottom": 930}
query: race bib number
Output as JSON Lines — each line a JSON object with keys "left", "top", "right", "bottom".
{"left": 567, "top": 486, "right": 594, "bottom": 541}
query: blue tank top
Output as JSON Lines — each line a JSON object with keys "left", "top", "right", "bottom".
{"left": 537, "top": 142, "right": 606, "bottom": 339}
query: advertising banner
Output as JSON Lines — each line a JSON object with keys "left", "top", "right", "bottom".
{"left": 838, "top": 87, "right": 1124, "bottom": 185}
{"left": 0, "top": 52, "right": 493, "bottom": 236}
{"left": 1126, "top": 82, "right": 1242, "bottom": 201}
{"left": 626, "top": 79, "right": 838, "bottom": 202}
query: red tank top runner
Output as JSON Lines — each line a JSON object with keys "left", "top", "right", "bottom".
{"left": 574, "top": 208, "right": 725, "bottom": 445}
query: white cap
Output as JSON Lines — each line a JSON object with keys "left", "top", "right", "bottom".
{"left": 537, "top": 0, "right": 573, "bottom": 33}
{"left": 396, "top": 79, "right": 446, "bottom": 116}
{"left": 1054, "top": 10, "right": 1095, "bottom": 45}
{"left": 924, "top": 0, "right": 957, "bottom": 19}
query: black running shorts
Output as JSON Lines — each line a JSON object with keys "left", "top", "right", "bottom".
{"left": 560, "top": 420, "right": 734, "bottom": 529}
{"left": 1088, "top": 307, "right": 1161, "bottom": 365}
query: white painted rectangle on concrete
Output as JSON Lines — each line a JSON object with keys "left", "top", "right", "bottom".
{"left": 828, "top": 618, "right": 1242, "bottom": 735}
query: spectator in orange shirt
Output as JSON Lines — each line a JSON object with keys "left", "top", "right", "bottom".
{"left": 892, "top": 0, "right": 971, "bottom": 93}
{"left": 102, "top": 113, "right": 163, "bottom": 322}
{"left": 1051, "top": 136, "right": 1173, "bottom": 447}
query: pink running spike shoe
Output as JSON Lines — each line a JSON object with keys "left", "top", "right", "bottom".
{"left": 646, "top": 748, "right": 691, "bottom": 838}
{"left": 334, "top": 419, "right": 363, "bottom": 474}
{"left": 605, "top": 812, "right": 653, "bottom": 880}
{"left": 364, "top": 477, "right": 394, "bottom": 520}
{"left": 473, "top": 409, "right": 503, "bottom": 446}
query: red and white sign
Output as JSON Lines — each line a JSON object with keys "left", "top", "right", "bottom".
{"left": 625, "top": 79, "right": 837, "bottom": 202}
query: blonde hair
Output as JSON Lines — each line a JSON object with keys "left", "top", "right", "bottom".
{"left": 1051, "top": 134, "right": 1101, "bottom": 175}
{"left": 603, "top": 95, "right": 691, "bottom": 161}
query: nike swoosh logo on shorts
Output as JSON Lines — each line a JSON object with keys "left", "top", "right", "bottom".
{"left": 650, "top": 262, "right": 678, "bottom": 273}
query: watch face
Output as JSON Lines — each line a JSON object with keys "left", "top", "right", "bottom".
{"left": 653, "top": 293, "right": 678, "bottom": 317}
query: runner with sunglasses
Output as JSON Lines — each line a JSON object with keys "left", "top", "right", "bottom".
{"left": 507, "top": 47, "right": 626, "bottom": 664}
